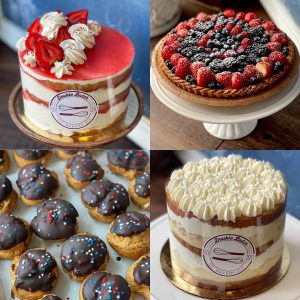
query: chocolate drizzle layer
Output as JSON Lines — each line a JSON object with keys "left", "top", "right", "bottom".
{"left": 82, "top": 271, "right": 131, "bottom": 300}
{"left": 61, "top": 233, "right": 108, "bottom": 277}
{"left": 14, "top": 249, "right": 57, "bottom": 292}
{"left": 0, "top": 214, "right": 28, "bottom": 250}
{"left": 66, "top": 152, "right": 102, "bottom": 182}
{"left": 82, "top": 179, "right": 130, "bottom": 216}
{"left": 31, "top": 199, "right": 78, "bottom": 240}
{"left": 110, "top": 211, "right": 150, "bottom": 237}
{"left": 15, "top": 150, "right": 49, "bottom": 160}
{"left": 107, "top": 150, "right": 149, "bottom": 171}
{"left": 134, "top": 255, "right": 150, "bottom": 286}
{"left": 42, "top": 295, "right": 62, "bottom": 300}
{"left": 0, "top": 175, "right": 13, "bottom": 202}
{"left": 16, "top": 162, "right": 58, "bottom": 200}
{"left": 134, "top": 172, "right": 150, "bottom": 198}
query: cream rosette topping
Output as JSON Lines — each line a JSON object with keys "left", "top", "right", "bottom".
{"left": 167, "top": 155, "right": 287, "bottom": 222}
{"left": 19, "top": 9, "right": 101, "bottom": 78}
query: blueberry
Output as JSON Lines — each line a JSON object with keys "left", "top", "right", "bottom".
{"left": 222, "top": 29, "right": 229, "bottom": 36}
{"left": 165, "top": 60, "right": 173, "bottom": 70}
{"left": 171, "top": 67, "right": 176, "bottom": 74}
{"left": 204, "top": 58, "right": 211, "bottom": 65}
{"left": 186, "top": 75, "right": 196, "bottom": 84}
{"left": 236, "top": 20, "right": 245, "bottom": 26}
{"left": 208, "top": 82, "right": 223, "bottom": 89}
{"left": 178, "top": 38, "right": 183, "bottom": 43}
{"left": 231, "top": 45, "right": 238, "bottom": 50}
{"left": 236, "top": 34, "right": 243, "bottom": 41}
{"left": 282, "top": 47, "right": 289, "bottom": 56}
{"left": 209, "top": 53, "right": 215, "bottom": 58}
{"left": 224, "top": 44, "right": 230, "bottom": 49}
{"left": 273, "top": 61, "right": 284, "bottom": 73}
{"left": 249, "top": 76, "right": 262, "bottom": 85}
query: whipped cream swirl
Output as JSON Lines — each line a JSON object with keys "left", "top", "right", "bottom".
{"left": 88, "top": 20, "right": 102, "bottom": 36}
{"left": 167, "top": 155, "right": 287, "bottom": 222}
{"left": 51, "top": 60, "right": 74, "bottom": 78}
{"left": 23, "top": 51, "right": 37, "bottom": 67}
{"left": 68, "top": 24, "right": 95, "bottom": 48}
{"left": 60, "top": 39, "right": 87, "bottom": 65}
{"left": 40, "top": 11, "right": 68, "bottom": 40}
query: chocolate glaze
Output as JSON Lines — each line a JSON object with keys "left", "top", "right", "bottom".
{"left": 82, "top": 271, "right": 131, "bottom": 300}
{"left": 66, "top": 152, "right": 102, "bottom": 182}
{"left": 15, "top": 150, "right": 49, "bottom": 160}
{"left": 82, "top": 179, "right": 130, "bottom": 216}
{"left": 42, "top": 295, "right": 62, "bottom": 300}
{"left": 111, "top": 211, "right": 150, "bottom": 237}
{"left": 31, "top": 199, "right": 78, "bottom": 240}
{"left": 134, "top": 172, "right": 150, "bottom": 198}
{"left": 0, "top": 175, "right": 13, "bottom": 202}
{"left": 107, "top": 150, "right": 148, "bottom": 171}
{"left": 14, "top": 249, "right": 57, "bottom": 292}
{"left": 134, "top": 255, "right": 150, "bottom": 286}
{"left": 0, "top": 214, "right": 28, "bottom": 250}
{"left": 61, "top": 233, "right": 108, "bottom": 277}
{"left": 16, "top": 162, "right": 58, "bottom": 200}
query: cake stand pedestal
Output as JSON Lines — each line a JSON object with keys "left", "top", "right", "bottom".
{"left": 8, "top": 82, "right": 144, "bottom": 149}
{"left": 151, "top": 66, "right": 300, "bottom": 140}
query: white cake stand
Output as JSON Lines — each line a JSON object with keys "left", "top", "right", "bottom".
{"left": 151, "top": 11, "right": 181, "bottom": 38}
{"left": 151, "top": 67, "right": 300, "bottom": 140}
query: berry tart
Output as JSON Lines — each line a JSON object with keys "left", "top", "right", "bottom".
{"left": 17, "top": 10, "right": 135, "bottom": 136}
{"left": 155, "top": 9, "right": 297, "bottom": 105}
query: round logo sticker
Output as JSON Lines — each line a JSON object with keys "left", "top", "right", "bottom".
{"left": 49, "top": 90, "right": 98, "bottom": 130}
{"left": 202, "top": 234, "right": 256, "bottom": 277}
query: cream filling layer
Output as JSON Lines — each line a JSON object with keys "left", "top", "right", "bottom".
{"left": 23, "top": 95, "right": 128, "bottom": 136}
{"left": 20, "top": 68, "right": 131, "bottom": 105}
{"left": 169, "top": 231, "right": 283, "bottom": 284}
{"left": 168, "top": 207, "right": 285, "bottom": 249}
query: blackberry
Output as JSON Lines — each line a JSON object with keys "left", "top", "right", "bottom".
{"left": 222, "top": 57, "right": 236, "bottom": 70}
{"left": 273, "top": 61, "right": 284, "bottom": 73}
{"left": 209, "top": 59, "right": 223, "bottom": 73}
{"left": 282, "top": 47, "right": 289, "bottom": 56}
{"left": 171, "top": 67, "right": 176, "bottom": 74}
{"left": 165, "top": 60, "right": 173, "bottom": 70}
{"left": 246, "top": 43, "right": 269, "bottom": 57}
{"left": 186, "top": 75, "right": 196, "bottom": 84}
{"left": 247, "top": 26, "right": 264, "bottom": 38}
{"left": 208, "top": 82, "right": 224, "bottom": 89}
{"left": 191, "top": 52, "right": 207, "bottom": 63}
{"left": 246, "top": 55, "right": 257, "bottom": 64}
{"left": 248, "top": 76, "right": 262, "bottom": 85}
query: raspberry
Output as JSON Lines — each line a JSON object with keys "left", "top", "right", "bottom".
{"left": 269, "top": 51, "right": 288, "bottom": 64}
{"left": 216, "top": 71, "right": 232, "bottom": 88}
{"left": 196, "top": 67, "right": 215, "bottom": 87}
{"left": 191, "top": 62, "right": 206, "bottom": 78}
{"left": 249, "top": 18, "right": 262, "bottom": 27}
{"left": 232, "top": 72, "right": 247, "bottom": 89}
{"left": 231, "top": 25, "right": 243, "bottom": 35}
{"left": 224, "top": 9, "right": 235, "bottom": 18}
{"left": 175, "top": 58, "right": 191, "bottom": 79}
{"left": 243, "top": 65, "right": 262, "bottom": 80}
{"left": 196, "top": 12, "right": 210, "bottom": 22}
{"left": 214, "top": 24, "right": 223, "bottom": 30}
{"left": 162, "top": 45, "right": 176, "bottom": 60}
{"left": 241, "top": 31, "right": 248, "bottom": 38}
{"left": 245, "top": 12, "right": 256, "bottom": 23}
{"left": 170, "top": 53, "right": 184, "bottom": 66}
{"left": 225, "top": 22, "right": 235, "bottom": 31}
{"left": 176, "top": 22, "right": 189, "bottom": 32}
{"left": 187, "top": 18, "right": 198, "bottom": 29}
{"left": 241, "top": 38, "right": 252, "bottom": 48}
{"left": 266, "top": 42, "right": 282, "bottom": 52}
{"left": 236, "top": 12, "right": 245, "bottom": 20}
{"left": 262, "top": 21, "right": 276, "bottom": 31}
{"left": 165, "top": 34, "right": 179, "bottom": 46}
{"left": 177, "top": 29, "right": 189, "bottom": 38}
{"left": 270, "top": 33, "right": 288, "bottom": 44}
{"left": 197, "top": 35, "right": 209, "bottom": 47}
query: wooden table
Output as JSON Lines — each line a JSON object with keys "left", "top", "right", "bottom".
{"left": 0, "top": 43, "right": 136, "bottom": 149}
{"left": 151, "top": 1, "right": 300, "bottom": 150}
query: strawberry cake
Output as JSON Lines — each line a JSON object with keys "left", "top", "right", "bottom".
{"left": 17, "top": 10, "right": 135, "bottom": 137}
{"left": 157, "top": 9, "right": 296, "bottom": 101}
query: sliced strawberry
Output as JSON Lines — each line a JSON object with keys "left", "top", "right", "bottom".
{"left": 262, "top": 21, "right": 276, "bottom": 31}
{"left": 249, "top": 18, "right": 262, "bottom": 27}
{"left": 55, "top": 26, "right": 71, "bottom": 45}
{"left": 231, "top": 72, "right": 247, "bottom": 89}
{"left": 216, "top": 71, "right": 232, "bottom": 88}
{"left": 266, "top": 42, "right": 282, "bottom": 52}
{"left": 66, "top": 9, "right": 88, "bottom": 24}
{"left": 241, "top": 38, "right": 252, "bottom": 48}
{"left": 196, "top": 67, "right": 215, "bottom": 87}
{"left": 196, "top": 12, "right": 210, "bottom": 22}
{"left": 255, "top": 62, "right": 273, "bottom": 78}
{"left": 224, "top": 9, "right": 235, "bottom": 18}
{"left": 190, "top": 62, "right": 206, "bottom": 78}
{"left": 28, "top": 18, "right": 42, "bottom": 33}
{"left": 261, "top": 56, "right": 273, "bottom": 65}
{"left": 243, "top": 65, "right": 262, "bottom": 80}
{"left": 270, "top": 33, "right": 288, "bottom": 44}
{"left": 164, "top": 34, "right": 179, "bottom": 46}
{"left": 175, "top": 58, "right": 191, "bottom": 79}
{"left": 245, "top": 12, "right": 256, "bottom": 23}
{"left": 269, "top": 51, "right": 288, "bottom": 64}
{"left": 170, "top": 53, "right": 184, "bottom": 66}
{"left": 236, "top": 12, "right": 245, "bottom": 20}
{"left": 25, "top": 33, "right": 47, "bottom": 51}
{"left": 36, "top": 40, "right": 64, "bottom": 69}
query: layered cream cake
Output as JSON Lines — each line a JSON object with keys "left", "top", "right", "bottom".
{"left": 17, "top": 10, "right": 134, "bottom": 137}
{"left": 166, "top": 155, "right": 287, "bottom": 291}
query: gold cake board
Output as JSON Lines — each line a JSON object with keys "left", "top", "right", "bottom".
{"left": 8, "top": 82, "right": 144, "bottom": 149}
{"left": 160, "top": 240, "right": 290, "bottom": 299}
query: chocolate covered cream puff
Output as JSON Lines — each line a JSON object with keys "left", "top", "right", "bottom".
{"left": 81, "top": 179, "right": 130, "bottom": 223}
{"left": 10, "top": 248, "right": 59, "bottom": 300}
{"left": 0, "top": 214, "right": 31, "bottom": 259}
{"left": 31, "top": 199, "right": 79, "bottom": 241}
{"left": 13, "top": 150, "right": 51, "bottom": 168}
{"left": 16, "top": 162, "right": 59, "bottom": 206}
{"left": 128, "top": 172, "right": 150, "bottom": 211}
{"left": 107, "top": 150, "right": 149, "bottom": 180}
{"left": 126, "top": 254, "right": 150, "bottom": 299}
{"left": 64, "top": 151, "right": 104, "bottom": 190}
{"left": 0, "top": 175, "right": 18, "bottom": 214}
{"left": 107, "top": 211, "right": 150, "bottom": 259}
{"left": 0, "top": 150, "right": 10, "bottom": 174}
{"left": 80, "top": 271, "right": 133, "bottom": 300}
{"left": 61, "top": 232, "right": 109, "bottom": 281}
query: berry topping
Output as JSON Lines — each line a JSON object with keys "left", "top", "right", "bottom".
{"left": 36, "top": 40, "right": 64, "bottom": 69}
{"left": 225, "top": 22, "right": 235, "bottom": 31}
{"left": 176, "top": 22, "right": 189, "bottom": 31}
{"left": 232, "top": 72, "right": 247, "bottom": 89}
{"left": 255, "top": 61, "right": 273, "bottom": 78}
{"left": 25, "top": 33, "right": 47, "bottom": 51}
{"left": 249, "top": 19, "right": 262, "bottom": 27}
{"left": 187, "top": 18, "right": 198, "bottom": 29}
{"left": 175, "top": 58, "right": 191, "bottom": 79}
{"left": 191, "top": 62, "right": 206, "bottom": 78}
{"left": 177, "top": 29, "right": 189, "bottom": 38}
{"left": 266, "top": 42, "right": 282, "bottom": 52}
{"left": 27, "top": 18, "right": 42, "bottom": 34}
{"left": 270, "top": 33, "right": 288, "bottom": 44}
{"left": 216, "top": 71, "right": 232, "bottom": 88}
{"left": 55, "top": 26, "right": 71, "bottom": 45}
{"left": 241, "top": 38, "right": 252, "bottom": 48}
{"left": 162, "top": 45, "right": 177, "bottom": 60}
{"left": 66, "top": 9, "right": 88, "bottom": 24}
{"left": 273, "top": 61, "right": 284, "bottom": 72}
{"left": 245, "top": 12, "right": 257, "bottom": 23}
{"left": 196, "top": 67, "right": 215, "bottom": 87}
{"left": 170, "top": 53, "right": 184, "bottom": 66}
{"left": 165, "top": 34, "right": 179, "bottom": 45}
{"left": 262, "top": 21, "right": 276, "bottom": 31}
{"left": 236, "top": 12, "right": 245, "bottom": 20}
{"left": 231, "top": 25, "right": 243, "bottom": 35}
{"left": 196, "top": 12, "right": 210, "bottom": 22}
{"left": 269, "top": 51, "right": 288, "bottom": 64}
{"left": 224, "top": 9, "right": 235, "bottom": 18}
{"left": 243, "top": 64, "right": 262, "bottom": 80}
